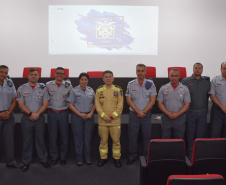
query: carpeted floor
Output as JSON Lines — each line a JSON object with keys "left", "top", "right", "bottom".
{"left": 0, "top": 159, "right": 139, "bottom": 185}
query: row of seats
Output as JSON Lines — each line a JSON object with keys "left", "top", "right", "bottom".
{"left": 22, "top": 67, "right": 187, "bottom": 78}
{"left": 140, "top": 138, "right": 226, "bottom": 185}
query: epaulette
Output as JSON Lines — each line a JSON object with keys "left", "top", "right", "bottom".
{"left": 17, "top": 84, "right": 26, "bottom": 92}
{"left": 39, "top": 83, "right": 46, "bottom": 89}
{"left": 128, "top": 79, "right": 136, "bottom": 84}
{"left": 6, "top": 78, "right": 14, "bottom": 87}
{"left": 145, "top": 80, "right": 153, "bottom": 90}
{"left": 115, "top": 85, "right": 122, "bottom": 90}
{"left": 65, "top": 79, "right": 71, "bottom": 88}
{"left": 46, "top": 80, "right": 53, "bottom": 85}
{"left": 204, "top": 76, "right": 210, "bottom": 81}
{"left": 97, "top": 85, "right": 106, "bottom": 93}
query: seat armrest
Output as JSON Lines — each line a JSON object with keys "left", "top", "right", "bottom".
{"left": 140, "top": 156, "right": 148, "bottom": 185}
{"left": 140, "top": 156, "right": 147, "bottom": 168}
{"left": 185, "top": 156, "right": 192, "bottom": 174}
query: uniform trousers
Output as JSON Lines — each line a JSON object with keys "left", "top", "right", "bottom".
{"left": 0, "top": 114, "right": 16, "bottom": 165}
{"left": 98, "top": 125, "right": 121, "bottom": 160}
{"left": 48, "top": 110, "right": 69, "bottom": 161}
{"left": 185, "top": 110, "right": 207, "bottom": 159}
{"left": 161, "top": 114, "right": 185, "bottom": 139}
{"left": 21, "top": 114, "right": 48, "bottom": 164}
{"left": 128, "top": 111, "right": 152, "bottom": 160}
{"left": 210, "top": 104, "right": 226, "bottom": 138}
{"left": 71, "top": 113, "right": 94, "bottom": 162}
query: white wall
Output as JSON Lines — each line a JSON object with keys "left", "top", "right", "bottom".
{"left": 1, "top": 0, "right": 226, "bottom": 78}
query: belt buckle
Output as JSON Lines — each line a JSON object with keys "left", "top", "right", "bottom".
{"left": 56, "top": 110, "right": 59, "bottom": 113}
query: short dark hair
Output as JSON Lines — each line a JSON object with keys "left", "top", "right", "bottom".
{"left": 169, "top": 68, "right": 180, "bottom": 75}
{"left": 103, "top": 70, "right": 113, "bottom": 77}
{"left": 193, "top": 62, "right": 203, "bottom": 69}
{"left": 79, "top": 72, "right": 89, "bottom": 80}
{"left": 55, "top": 67, "right": 65, "bottom": 73}
{"left": 0, "top": 65, "right": 9, "bottom": 70}
{"left": 221, "top": 62, "right": 226, "bottom": 69}
{"left": 136, "top": 64, "right": 146, "bottom": 71}
{"left": 28, "top": 68, "right": 39, "bottom": 75}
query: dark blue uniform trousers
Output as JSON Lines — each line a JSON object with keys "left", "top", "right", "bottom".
{"left": 161, "top": 114, "right": 185, "bottom": 139}
{"left": 21, "top": 114, "right": 48, "bottom": 164}
{"left": 71, "top": 113, "right": 94, "bottom": 163}
{"left": 210, "top": 104, "right": 226, "bottom": 138}
{"left": 185, "top": 110, "right": 207, "bottom": 159}
{"left": 0, "top": 114, "right": 16, "bottom": 165}
{"left": 48, "top": 110, "right": 69, "bottom": 161}
{"left": 128, "top": 111, "right": 152, "bottom": 160}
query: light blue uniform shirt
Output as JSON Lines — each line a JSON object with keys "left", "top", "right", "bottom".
{"left": 209, "top": 75, "right": 226, "bottom": 106}
{"left": 157, "top": 82, "right": 191, "bottom": 113}
{"left": 125, "top": 79, "right": 157, "bottom": 111}
{"left": 0, "top": 79, "right": 17, "bottom": 111}
{"left": 17, "top": 83, "right": 49, "bottom": 113}
{"left": 46, "top": 80, "right": 72, "bottom": 110}
{"left": 67, "top": 85, "right": 95, "bottom": 113}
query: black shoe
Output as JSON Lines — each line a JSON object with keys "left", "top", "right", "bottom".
{"left": 21, "top": 164, "right": 30, "bottom": 172}
{"left": 7, "top": 163, "right": 22, "bottom": 168}
{"left": 86, "top": 161, "right": 92, "bottom": 166}
{"left": 50, "top": 160, "right": 57, "bottom": 166}
{"left": 126, "top": 159, "right": 136, "bottom": 165}
{"left": 77, "top": 162, "right": 83, "bottom": 167}
{"left": 60, "top": 160, "right": 66, "bottom": 166}
{"left": 41, "top": 162, "right": 51, "bottom": 168}
{"left": 97, "top": 159, "right": 107, "bottom": 167}
{"left": 114, "top": 159, "right": 121, "bottom": 168}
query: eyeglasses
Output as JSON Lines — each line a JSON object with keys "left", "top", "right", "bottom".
{"left": 56, "top": 72, "right": 65, "bottom": 75}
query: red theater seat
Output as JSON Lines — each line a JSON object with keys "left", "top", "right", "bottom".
{"left": 167, "top": 174, "right": 225, "bottom": 185}
{"left": 191, "top": 138, "right": 226, "bottom": 181}
{"left": 168, "top": 67, "right": 187, "bottom": 78}
{"left": 140, "top": 139, "right": 190, "bottom": 185}
{"left": 50, "top": 68, "right": 69, "bottom": 77}
{"left": 23, "top": 67, "right": 42, "bottom": 78}
{"left": 145, "top": 66, "right": 156, "bottom": 78}
{"left": 87, "top": 71, "right": 103, "bottom": 78}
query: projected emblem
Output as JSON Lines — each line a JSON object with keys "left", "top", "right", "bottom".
{"left": 75, "top": 9, "right": 134, "bottom": 51}
{"left": 96, "top": 21, "right": 115, "bottom": 40}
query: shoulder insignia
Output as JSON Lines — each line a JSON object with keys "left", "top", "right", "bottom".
{"left": 145, "top": 80, "right": 153, "bottom": 90}
{"left": 65, "top": 79, "right": 71, "bottom": 87}
{"left": 6, "top": 78, "right": 14, "bottom": 87}
{"left": 39, "top": 83, "right": 46, "bottom": 89}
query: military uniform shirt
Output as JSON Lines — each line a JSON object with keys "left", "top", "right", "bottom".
{"left": 46, "top": 80, "right": 72, "bottom": 110}
{"left": 17, "top": 83, "right": 49, "bottom": 113}
{"left": 95, "top": 85, "right": 123, "bottom": 126}
{"left": 182, "top": 75, "right": 210, "bottom": 111}
{"left": 209, "top": 75, "right": 226, "bottom": 106}
{"left": 0, "top": 79, "right": 17, "bottom": 111}
{"left": 67, "top": 85, "right": 95, "bottom": 113}
{"left": 157, "top": 82, "right": 191, "bottom": 113}
{"left": 125, "top": 79, "right": 157, "bottom": 111}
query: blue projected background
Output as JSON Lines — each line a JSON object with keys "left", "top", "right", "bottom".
{"left": 49, "top": 6, "right": 158, "bottom": 55}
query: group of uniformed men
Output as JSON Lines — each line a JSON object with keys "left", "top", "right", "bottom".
{"left": 0, "top": 62, "right": 226, "bottom": 171}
